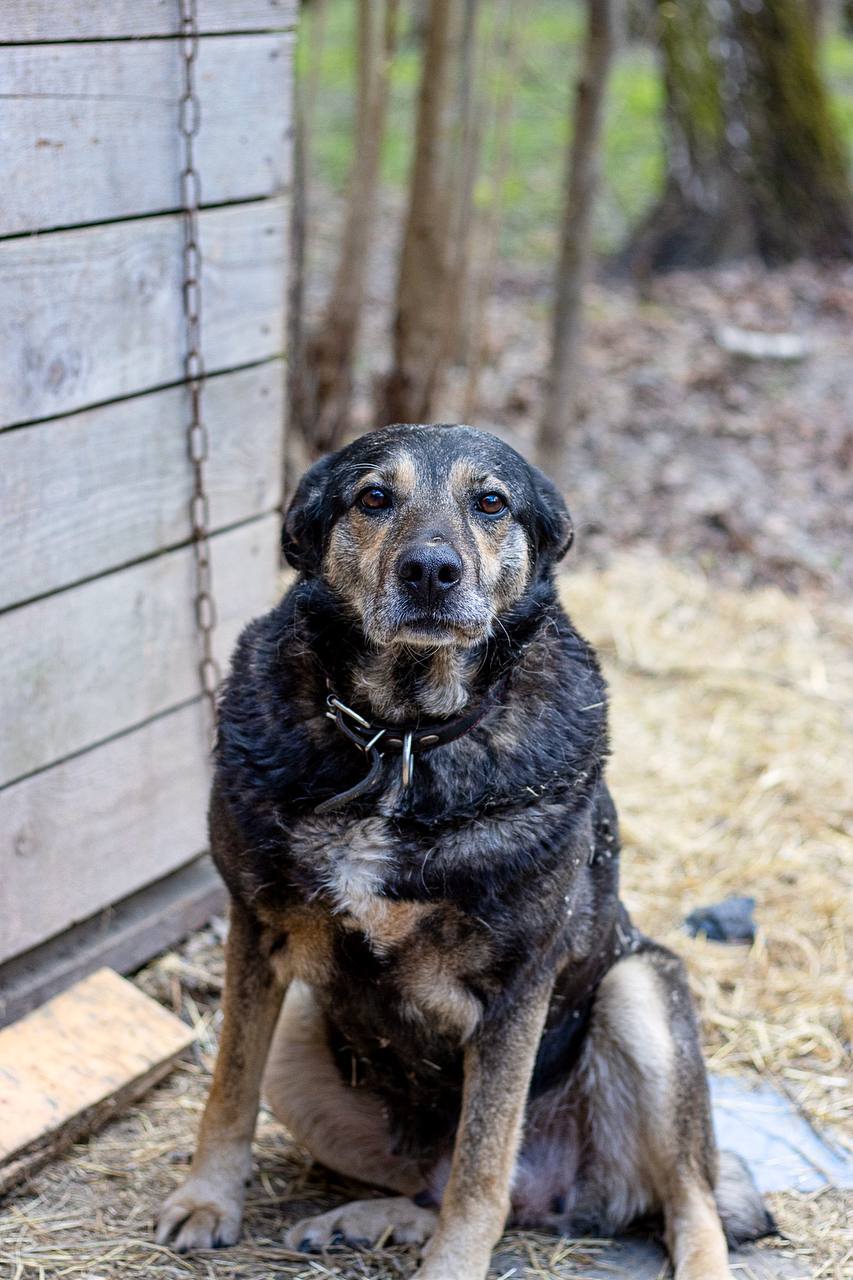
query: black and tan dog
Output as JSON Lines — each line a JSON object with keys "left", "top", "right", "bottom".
{"left": 156, "top": 424, "right": 772, "bottom": 1279}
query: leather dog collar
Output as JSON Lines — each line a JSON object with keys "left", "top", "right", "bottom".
{"left": 315, "top": 673, "right": 510, "bottom": 815}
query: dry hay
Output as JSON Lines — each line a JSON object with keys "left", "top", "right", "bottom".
{"left": 1, "top": 553, "right": 850, "bottom": 1278}
{"left": 0, "top": 1051, "right": 652, "bottom": 1280}
{"left": 562, "top": 552, "right": 852, "bottom": 1140}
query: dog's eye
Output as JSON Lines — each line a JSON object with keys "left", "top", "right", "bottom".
{"left": 476, "top": 493, "right": 507, "bottom": 516}
{"left": 359, "top": 486, "right": 392, "bottom": 511}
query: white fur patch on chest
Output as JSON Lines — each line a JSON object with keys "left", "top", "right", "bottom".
{"left": 289, "top": 814, "right": 484, "bottom": 1040}
{"left": 291, "top": 815, "right": 417, "bottom": 954}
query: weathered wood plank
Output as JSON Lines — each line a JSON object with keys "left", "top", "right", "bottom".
{"left": 0, "top": 703, "right": 211, "bottom": 965}
{"left": 0, "top": 857, "right": 226, "bottom": 1025}
{"left": 0, "top": 513, "right": 281, "bottom": 789}
{"left": 0, "top": 1, "right": 297, "bottom": 41}
{"left": 0, "top": 362, "right": 284, "bottom": 610}
{"left": 1, "top": 35, "right": 293, "bottom": 236}
{"left": 0, "top": 198, "right": 288, "bottom": 430}
{"left": 0, "top": 968, "right": 193, "bottom": 1195}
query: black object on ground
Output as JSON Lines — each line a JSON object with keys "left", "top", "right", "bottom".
{"left": 684, "top": 895, "right": 756, "bottom": 943}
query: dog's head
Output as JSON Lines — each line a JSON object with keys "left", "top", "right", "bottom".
{"left": 283, "top": 424, "right": 572, "bottom": 648}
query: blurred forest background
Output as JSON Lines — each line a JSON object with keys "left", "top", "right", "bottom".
{"left": 287, "top": 0, "right": 853, "bottom": 598}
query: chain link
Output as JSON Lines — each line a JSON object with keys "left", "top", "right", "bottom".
{"left": 179, "top": 0, "right": 221, "bottom": 734}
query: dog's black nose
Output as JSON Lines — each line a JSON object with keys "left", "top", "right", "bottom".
{"left": 398, "top": 541, "right": 462, "bottom": 608}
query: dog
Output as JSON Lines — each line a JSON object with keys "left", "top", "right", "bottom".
{"left": 156, "top": 424, "right": 773, "bottom": 1279}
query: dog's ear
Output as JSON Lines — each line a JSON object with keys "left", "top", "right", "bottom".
{"left": 529, "top": 466, "right": 573, "bottom": 566}
{"left": 282, "top": 454, "right": 335, "bottom": 574}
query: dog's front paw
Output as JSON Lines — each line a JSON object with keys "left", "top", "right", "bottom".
{"left": 155, "top": 1177, "right": 244, "bottom": 1253}
{"left": 285, "top": 1196, "right": 437, "bottom": 1252}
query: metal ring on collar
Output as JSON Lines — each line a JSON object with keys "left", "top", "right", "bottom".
{"left": 401, "top": 732, "right": 414, "bottom": 788}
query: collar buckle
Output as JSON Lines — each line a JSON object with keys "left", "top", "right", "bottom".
{"left": 317, "top": 671, "right": 510, "bottom": 814}
{"left": 324, "top": 693, "right": 415, "bottom": 795}
{"left": 326, "top": 693, "right": 372, "bottom": 730}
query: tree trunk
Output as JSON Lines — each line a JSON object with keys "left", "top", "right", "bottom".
{"left": 463, "top": 0, "right": 520, "bottom": 419}
{"left": 303, "top": 0, "right": 329, "bottom": 162}
{"left": 806, "top": 0, "right": 824, "bottom": 43}
{"left": 537, "top": 0, "right": 618, "bottom": 482}
{"left": 444, "top": 0, "right": 484, "bottom": 367}
{"left": 298, "top": 0, "right": 398, "bottom": 454}
{"left": 624, "top": 0, "right": 654, "bottom": 43}
{"left": 629, "top": 0, "right": 852, "bottom": 270}
{"left": 379, "top": 0, "right": 462, "bottom": 425}
{"left": 284, "top": 19, "right": 311, "bottom": 503}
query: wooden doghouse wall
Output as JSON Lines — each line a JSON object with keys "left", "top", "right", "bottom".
{"left": 0, "top": 0, "right": 296, "bottom": 1023}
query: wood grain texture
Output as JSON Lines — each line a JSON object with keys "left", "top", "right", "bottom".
{"left": 0, "top": 968, "right": 193, "bottom": 1194}
{"left": 0, "top": 513, "right": 281, "bottom": 790}
{"left": 0, "top": 362, "right": 284, "bottom": 610}
{"left": 0, "top": 703, "right": 211, "bottom": 964}
{"left": 0, "top": 198, "right": 288, "bottom": 430}
{"left": 0, "top": 1, "right": 297, "bottom": 41}
{"left": 1, "top": 34, "right": 293, "bottom": 236}
{"left": 0, "top": 857, "right": 226, "bottom": 1026}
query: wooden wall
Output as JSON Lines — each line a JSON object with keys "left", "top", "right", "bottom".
{"left": 0, "top": 0, "right": 296, "bottom": 1018}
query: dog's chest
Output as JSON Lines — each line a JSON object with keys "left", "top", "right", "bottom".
{"left": 284, "top": 813, "right": 490, "bottom": 1042}
{"left": 288, "top": 813, "right": 422, "bottom": 951}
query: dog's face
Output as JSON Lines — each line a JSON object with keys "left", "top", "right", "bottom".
{"left": 283, "top": 425, "right": 572, "bottom": 648}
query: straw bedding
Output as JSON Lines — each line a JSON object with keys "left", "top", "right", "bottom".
{"left": 1, "top": 554, "right": 850, "bottom": 1278}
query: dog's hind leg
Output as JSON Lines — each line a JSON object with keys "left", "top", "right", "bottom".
{"left": 264, "top": 980, "right": 425, "bottom": 1195}
{"left": 570, "top": 946, "right": 771, "bottom": 1280}
{"left": 264, "top": 981, "right": 439, "bottom": 1251}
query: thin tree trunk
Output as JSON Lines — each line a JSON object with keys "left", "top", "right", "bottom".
{"left": 285, "top": 0, "right": 330, "bottom": 496}
{"left": 285, "top": 24, "right": 311, "bottom": 503}
{"left": 379, "top": 0, "right": 460, "bottom": 425}
{"left": 537, "top": 0, "right": 617, "bottom": 482}
{"left": 624, "top": 0, "right": 654, "bottom": 42}
{"left": 463, "top": 0, "right": 519, "bottom": 419}
{"left": 629, "top": 0, "right": 852, "bottom": 270}
{"left": 444, "top": 0, "right": 483, "bottom": 367}
{"left": 303, "top": 0, "right": 329, "bottom": 165}
{"left": 299, "top": 0, "right": 398, "bottom": 454}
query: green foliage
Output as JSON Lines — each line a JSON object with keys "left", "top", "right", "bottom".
{"left": 823, "top": 33, "right": 853, "bottom": 164}
{"left": 299, "top": 0, "right": 853, "bottom": 262}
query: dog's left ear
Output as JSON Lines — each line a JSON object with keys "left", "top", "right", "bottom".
{"left": 282, "top": 453, "right": 335, "bottom": 575}
{"left": 529, "top": 466, "right": 573, "bottom": 565}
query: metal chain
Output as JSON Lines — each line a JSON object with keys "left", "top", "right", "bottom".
{"left": 178, "top": 0, "right": 220, "bottom": 737}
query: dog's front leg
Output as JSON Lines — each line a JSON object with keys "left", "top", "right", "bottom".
{"left": 156, "top": 902, "right": 285, "bottom": 1252}
{"left": 415, "top": 979, "right": 553, "bottom": 1280}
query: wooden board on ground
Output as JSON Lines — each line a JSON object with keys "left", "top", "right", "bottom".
{"left": 0, "top": 968, "right": 193, "bottom": 1195}
{"left": 0, "top": 512, "right": 281, "bottom": 790}
{"left": 0, "top": 198, "right": 287, "bottom": 430}
{"left": 1, "top": 35, "right": 293, "bottom": 236}
{"left": 0, "top": 1, "right": 298, "bottom": 41}
{"left": 0, "top": 361, "right": 284, "bottom": 610}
